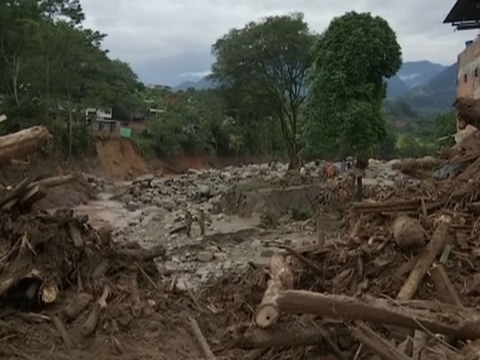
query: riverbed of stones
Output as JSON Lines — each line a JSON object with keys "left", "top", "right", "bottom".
{"left": 81, "top": 159, "right": 412, "bottom": 290}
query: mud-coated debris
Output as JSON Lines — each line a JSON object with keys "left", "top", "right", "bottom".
{"left": 214, "top": 252, "right": 227, "bottom": 261}
{"left": 197, "top": 251, "right": 214, "bottom": 262}
{"left": 391, "top": 215, "right": 425, "bottom": 250}
{"left": 260, "top": 249, "right": 275, "bottom": 257}
{"left": 133, "top": 173, "right": 155, "bottom": 184}
{"left": 127, "top": 201, "right": 140, "bottom": 211}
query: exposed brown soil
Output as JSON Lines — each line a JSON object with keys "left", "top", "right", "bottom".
{"left": 94, "top": 137, "right": 149, "bottom": 180}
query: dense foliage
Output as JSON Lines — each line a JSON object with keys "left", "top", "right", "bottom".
{"left": 304, "top": 12, "right": 402, "bottom": 160}
{"left": 0, "top": 0, "right": 142, "bottom": 156}
{"left": 209, "top": 13, "right": 317, "bottom": 168}
{"left": 0, "top": 3, "right": 457, "bottom": 161}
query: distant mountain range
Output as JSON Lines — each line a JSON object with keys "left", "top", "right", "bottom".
{"left": 171, "top": 60, "right": 458, "bottom": 112}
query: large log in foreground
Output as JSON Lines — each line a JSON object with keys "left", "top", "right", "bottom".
{"left": 277, "top": 291, "right": 480, "bottom": 340}
{"left": 0, "top": 125, "right": 51, "bottom": 162}
{"left": 256, "top": 253, "right": 294, "bottom": 328}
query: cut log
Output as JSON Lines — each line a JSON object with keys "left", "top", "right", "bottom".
{"left": 31, "top": 173, "right": 78, "bottom": 189}
{"left": 277, "top": 290, "right": 480, "bottom": 340}
{"left": 391, "top": 215, "right": 425, "bottom": 250}
{"left": 256, "top": 252, "right": 294, "bottom": 328}
{"left": 0, "top": 125, "right": 51, "bottom": 162}
{"left": 352, "top": 199, "right": 420, "bottom": 213}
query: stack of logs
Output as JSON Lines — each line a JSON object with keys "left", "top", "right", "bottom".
{"left": 232, "top": 178, "right": 480, "bottom": 359}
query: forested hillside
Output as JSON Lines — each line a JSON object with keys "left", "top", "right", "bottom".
{"left": 0, "top": 4, "right": 457, "bottom": 167}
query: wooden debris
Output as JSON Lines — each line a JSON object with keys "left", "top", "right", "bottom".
{"left": 237, "top": 322, "right": 324, "bottom": 350}
{"left": 349, "top": 324, "right": 410, "bottom": 360}
{"left": 352, "top": 199, "right": 420, "bottom": 213}
{"left": 188, "top": 316, "right": 216, "bottom": 360}
{"left": 430, "top": 264, "right": 462, "bottom": 306}
{"left": 396, "top": 222, "right": 451, "bottom": 301}
{"left": 60, "top": 293, "right": 93, "bottom": 321}
{"left": 81, "top": 285, "right": 110, "bottom": 336}
{"left": 391, "top": 215, "right": 425, "bottom": 250}
{"left": 31, "top": 173, "right": 78, "bottom": 189}
{"left": 277, "top": 290, "right": 480, "bottom": 339}
{"left": 256, "top": 252, "right": 294, "bottom": 328}
{"left": 0, "top": 125, "right": 51, "bottom": 163}
{"left": 51, "top": 315, "right": 75, "bottom": 349}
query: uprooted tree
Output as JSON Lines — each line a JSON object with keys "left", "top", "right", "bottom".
{"left": 304, "top": 11, "right": 402, "bottom": 159}
{"left": 209, "top": 13, "right": 317, "bottom": 169}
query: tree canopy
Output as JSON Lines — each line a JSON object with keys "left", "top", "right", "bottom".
{"left": 0, "top": 0, "right": 142, "bottom": 155}
{"left": 0, "top": 4, "right": 456, "bottom": 162}
{"left": 304, "top": 11, "right": 402, "bottom": 159}
{"left": 209, "top": 13, "right": 317, "bottom": 168}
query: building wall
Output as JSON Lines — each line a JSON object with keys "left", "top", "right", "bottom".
{"left": 458, "top": 37, "right": 480, "bottom": 99}
{"left": 85, "top": 107, "right": 113, "bottom": 119}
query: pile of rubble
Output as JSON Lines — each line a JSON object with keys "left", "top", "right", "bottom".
{"left": 112, "top": 159, "right": 411, "bottom": 212}
{"left": 0, "top": 176, "right": 167, "bottom": 357}
{"left": 207, "top": 115, "right": 480, "bottom": 359}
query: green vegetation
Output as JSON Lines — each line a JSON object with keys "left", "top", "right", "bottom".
{"left": 0, "top": 0, "right": 142, "bottom": 156}
{"left": 304, "top": 12, "right": 402, "bottom": 160}
{"left": 0, "top": 3, "right": 457, "bottom": 162}
{"left": 209, "top": 13, "right": 317, "bottom": 168}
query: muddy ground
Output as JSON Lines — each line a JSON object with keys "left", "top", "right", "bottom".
{"left": 0, "top": 158, "right": 415, "bottom": 360}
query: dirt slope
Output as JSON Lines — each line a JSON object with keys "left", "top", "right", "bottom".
{"left": 95, "top": 138, "right": 149, "bottom": 180}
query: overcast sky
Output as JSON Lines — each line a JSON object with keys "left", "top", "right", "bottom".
{"left": 81, "top": 0, "right": 473, "bottom": 86}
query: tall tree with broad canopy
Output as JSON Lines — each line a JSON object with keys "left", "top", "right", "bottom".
{"left": 209, "top": 13, "right": 317, "bottom": 169}
{"left": 305, "top": 11, "right": 402, "bottom": 160}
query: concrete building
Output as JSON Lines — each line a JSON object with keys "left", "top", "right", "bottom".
{"left": 444, "top": 0, "right": 480, "bottom": 129}
{"left": 445, "top": 0, "right": 480, "bottom": 99}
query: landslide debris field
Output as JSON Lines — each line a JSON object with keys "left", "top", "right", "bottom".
{"left": 4, "top": 137, "right": 480, "bottom": 359}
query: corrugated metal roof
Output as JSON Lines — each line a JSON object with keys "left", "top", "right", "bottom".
{"left": 444, "top": 0, "right": 480, "bottom": 23}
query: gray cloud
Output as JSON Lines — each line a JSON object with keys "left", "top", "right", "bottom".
{"left": 80, "top": 0, "right": 471, "bottom": 85}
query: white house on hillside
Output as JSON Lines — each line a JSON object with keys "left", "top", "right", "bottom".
{"left": 85, "top": 107, "right": 112, "bottom": 120}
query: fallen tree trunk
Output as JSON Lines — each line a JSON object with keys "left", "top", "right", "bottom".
{"left": 256, "top": 253, "right": 293, "bottom": 328}
{"left": 0, "top": 125, "right": 51, "bottom": 162}
{"left": 31, "top": 173, "right": 78, "bottom": 189}
{"left": 352, "top": 199, "right": 420, "bottom": 214}
{"left": 277, "top": 291, "right": 480, "bottom": 340}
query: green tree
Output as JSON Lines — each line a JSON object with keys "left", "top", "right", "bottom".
{"left": 305, "top": 11, "right": 402, "bottom": 159}
{"left": 210, "top": 13, "right": 317, "bottom": 168}
{"left": 0, "top": 0, "right": 142, "bottom": 157}
{"left": 435, "top": 110, "right": 456, "bottom": 148}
